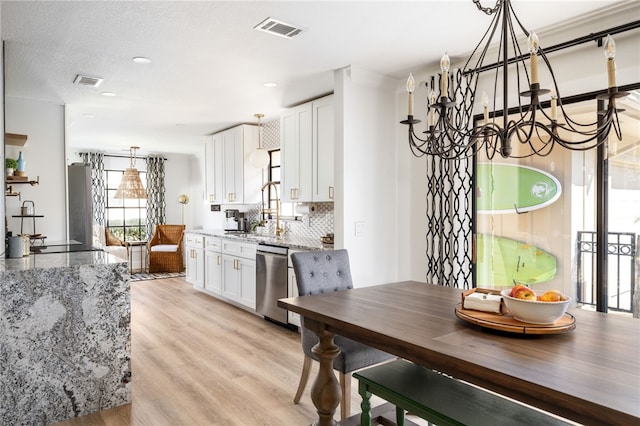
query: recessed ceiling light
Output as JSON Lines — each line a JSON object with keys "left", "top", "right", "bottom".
{"left": 132, "top": 56, "right": 151, "bottom": 64}
{"left": 263, "top": 82, "right": 278, "bottom": 88}
{"left": 83, "top": 114, "right": 95, "bottom": 118}
{"left": 101, "top": 92, "right": 116, "bottom": 97}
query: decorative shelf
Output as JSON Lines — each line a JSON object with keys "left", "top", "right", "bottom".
{"left": 6, "top": 176, "right": 39, "bottom": 185}
{"left": 5, "top": 133, "right": 28, "bottom": 146}
{"left": 5, "top": 176, "right": 40, "bottom": 198}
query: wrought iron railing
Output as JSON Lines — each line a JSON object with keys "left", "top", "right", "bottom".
{"left": 576, "top": 231, "right": 637, "bottom": 313}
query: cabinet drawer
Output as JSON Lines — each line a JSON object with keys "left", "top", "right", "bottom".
{"left": 185, "top": 233, "right": 204, "bottom": 248}
{"left": 222, "top": 240, "right": 256, "bottom": 259}
{"left": 205, "top": 236, "right": 222, "bottom": 252}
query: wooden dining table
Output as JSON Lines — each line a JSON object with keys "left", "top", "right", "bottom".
{"left": 278, "top": 281, "right": 640, "bottom": 426}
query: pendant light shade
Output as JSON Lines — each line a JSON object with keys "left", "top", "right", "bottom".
{"left": 114, "top": 146, "right": 148, "bottom": 199}
{"left": 250, "top": 113, "right": 270, "bottom": 169}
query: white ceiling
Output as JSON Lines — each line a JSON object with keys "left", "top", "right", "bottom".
{"left": 1, "top": 0, "right": 625, "bottom": 156}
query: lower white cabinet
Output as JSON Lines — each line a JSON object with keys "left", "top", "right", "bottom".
{"left": 185, "top": 233, "right": 205, "bottom": 289}
{"left": 205, "top": 237, "right": 222, "bottom": 295}
{"left": 222, "top": 240, "right": 257, "bottom": 310}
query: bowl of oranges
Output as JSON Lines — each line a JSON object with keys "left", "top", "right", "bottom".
{"left": 500, "top": 285, "right": 571, "bottom": 325}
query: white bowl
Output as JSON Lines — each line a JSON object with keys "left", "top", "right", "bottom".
{"left": 500, "top": 289, "right": 571, "bottom": 325}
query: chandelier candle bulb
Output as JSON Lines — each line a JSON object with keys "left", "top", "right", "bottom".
{"left": 528, "top": 31, "right": 539, "bottom": 85}
{"left": 440, "top": 52, "right": 450, "bottom": 96}
{"left": 551, "top": 94, "right": 558, "bottom": 121}
{"left": 406, "top": 73, "right": 415, "bottom": 116}
{"left": 428, "top": 90, "right": 436, "bottom": 127}
{"left": 604, "top": 35, "right": 616, "bottom": 88}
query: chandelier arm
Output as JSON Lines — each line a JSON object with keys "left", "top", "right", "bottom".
{"left": 611, "top": 108, "right": 624, "bottom": 140}
{"left": 462, "top": 5, "right": 502, "bottom": 74}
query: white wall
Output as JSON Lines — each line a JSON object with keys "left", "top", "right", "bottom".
{"left": 164, "top": 153, "right": 201, "bottom": 227}
{"left": 5, "top": 97, "right": 65, "bottom": 242}
{"left": 334, "top": 66, "right": 400, "bottom": 287}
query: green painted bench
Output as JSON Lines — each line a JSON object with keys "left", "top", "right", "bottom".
{"left": 353, "top": 359, "right": 574, "bottom": 426}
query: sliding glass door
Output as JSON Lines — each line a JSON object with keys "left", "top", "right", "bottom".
{"left": 475, "top": 87, "right": 639, "bottom": 316}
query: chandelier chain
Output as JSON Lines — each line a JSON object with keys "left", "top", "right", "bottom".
{"left": 472, "top": 0, "right": 501, "bottom": 16}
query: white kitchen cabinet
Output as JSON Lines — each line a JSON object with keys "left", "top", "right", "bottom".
{"left": 205, "top": 124, "right": 261, "bottom": 205}
{"left": 204, "top": 133, "right": 224, "bottom": 203}
{"left": 281, "top": 94, "right": 334, "bottom": 203}
{"left": 221, "top": 240, "right": 257, "bottom": 310}
{"left": 204, "top": 237, "right": 223, "bottom": 295}
{"left": 281, "top": 102, "right": 312, "bottom": 202}
{"left": 312, "top": 95, "right": 335, "bottom": 202}
{"left": 185, "top": 233, "right": 205, "bottom": 289}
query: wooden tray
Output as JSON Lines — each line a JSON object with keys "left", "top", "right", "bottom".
{"left": 455, "top": 303, "right": 575, "bottom": 335}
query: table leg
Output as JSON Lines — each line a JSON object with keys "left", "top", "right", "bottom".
{"left": 307, "top": 320, "right": 341, "bottom": 426}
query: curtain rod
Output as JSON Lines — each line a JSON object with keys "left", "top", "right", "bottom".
{"left": 79, "top": 152, "right": 168, "bottom": 161}
{"left": 469, "top": 20, "right": 640, "bottom": 75}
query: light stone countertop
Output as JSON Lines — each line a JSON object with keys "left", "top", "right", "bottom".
{"left": 0, "top": 250, "right": 125, "bottom": 272}
{"left": 186, "top": 228, "right": 332, "bottom": 251}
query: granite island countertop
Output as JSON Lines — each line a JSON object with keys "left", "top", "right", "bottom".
{"left": 0, "top": 250, "right": 130, "bottom": 424}
{"left": 1, "top": 249, "right": 125, "bottom": 272}
{"left": 186, "top": 228, "right": 333, "bottom": 251}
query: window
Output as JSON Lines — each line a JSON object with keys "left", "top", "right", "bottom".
{"left": 105, "top": 169, "right": 147, "bottom": 241}
{"left": 265, "top": 150, "right": 296, "bottom": 218}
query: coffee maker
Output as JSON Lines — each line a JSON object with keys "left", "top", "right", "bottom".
{"left": 225, "top": 209, "right": 248, "bottom": 233}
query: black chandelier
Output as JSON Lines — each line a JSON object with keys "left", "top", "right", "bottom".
{"left": 401, "top": 0, "right": 628, "bottom": 160}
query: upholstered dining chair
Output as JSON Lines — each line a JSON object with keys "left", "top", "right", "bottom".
{"left": 290, "top": 249, "right": 393, "bottom": 420}
{"left": 148, "top": 224, "right": 185, "bottom": 273}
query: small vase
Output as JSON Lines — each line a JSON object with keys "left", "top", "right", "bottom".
{"left": 16, "top": 152, "right": 26, "bottom": 172}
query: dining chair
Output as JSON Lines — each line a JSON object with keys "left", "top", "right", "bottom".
{"left": 148, "top": 224, "right": 185, "bottom": 273}
{"left": 290, "top": 249, "right": 393, "bottom": 420}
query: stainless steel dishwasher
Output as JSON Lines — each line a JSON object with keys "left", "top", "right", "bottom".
{"left": 256, "top": 243, "right": 289, "bottom": 325}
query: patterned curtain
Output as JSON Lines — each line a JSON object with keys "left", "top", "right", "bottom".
{"left": 79, "top": 152, "right": 106, "bottom": 226}
{"left": 425, "top": 155, "right": 473, "bottom": 289}
{"left": 146, "top": 156, "right": 166, "bottom": 238}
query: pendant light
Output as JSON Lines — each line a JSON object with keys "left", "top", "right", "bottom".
{"left": 250, "top": 113, "right": 270, "bottom": 169}
{"left": 114, "top": 146, "right": 147, "bottom": 199}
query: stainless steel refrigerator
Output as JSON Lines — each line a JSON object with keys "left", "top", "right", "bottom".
{"left": 67, "top": 163, "right": 93, "bottom": 246}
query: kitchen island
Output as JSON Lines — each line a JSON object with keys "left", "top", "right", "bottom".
{"left": 0, "top": 251, "right": 130, "bottom": 425}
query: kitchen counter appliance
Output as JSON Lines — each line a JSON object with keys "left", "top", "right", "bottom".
{"left": 256, "top": 243, "right": 289, "bottom": 325}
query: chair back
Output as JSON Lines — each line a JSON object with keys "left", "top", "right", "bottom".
{"left": 152, "top": 224, "right": 185, "bottom": 245}
{"left": 291, "top": 249, "right": 353, "bottom": 296}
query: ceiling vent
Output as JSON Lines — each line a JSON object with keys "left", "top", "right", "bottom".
{"left": 254, "top": 17, "right": 303, "bottom": 39}
{"left": 73, "top": 74, "right": 103, "bottom": 87}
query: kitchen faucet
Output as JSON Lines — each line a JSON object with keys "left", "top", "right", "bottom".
{"left": 260, "top": 181, "right": 284, "bottom": 237}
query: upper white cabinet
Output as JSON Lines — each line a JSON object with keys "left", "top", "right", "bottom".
{"left": 205, "top": 124, "right": 261, "bottom": 205}
{"left": 281, "top": 94, "right": 334, "bottom": 203}
{"left": 312, "top": 95, "right": 335, "bottom": 202}
{"left": 204, "top": 133, "right": 224, "bottom": 204}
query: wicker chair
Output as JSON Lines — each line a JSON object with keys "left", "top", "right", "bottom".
{"left": 148, "top": 224, "right": 185, "bottom": 273}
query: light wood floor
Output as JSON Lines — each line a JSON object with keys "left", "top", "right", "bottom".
{"left": 53, "top": 277, "right": 384, "bottom": 425}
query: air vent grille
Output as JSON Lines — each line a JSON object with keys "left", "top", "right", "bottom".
{"left": 73, "top": 74, "right": 103, "bottom": 87}
{"left": 254, "top": 17, "right": 303, "bottom": 39}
